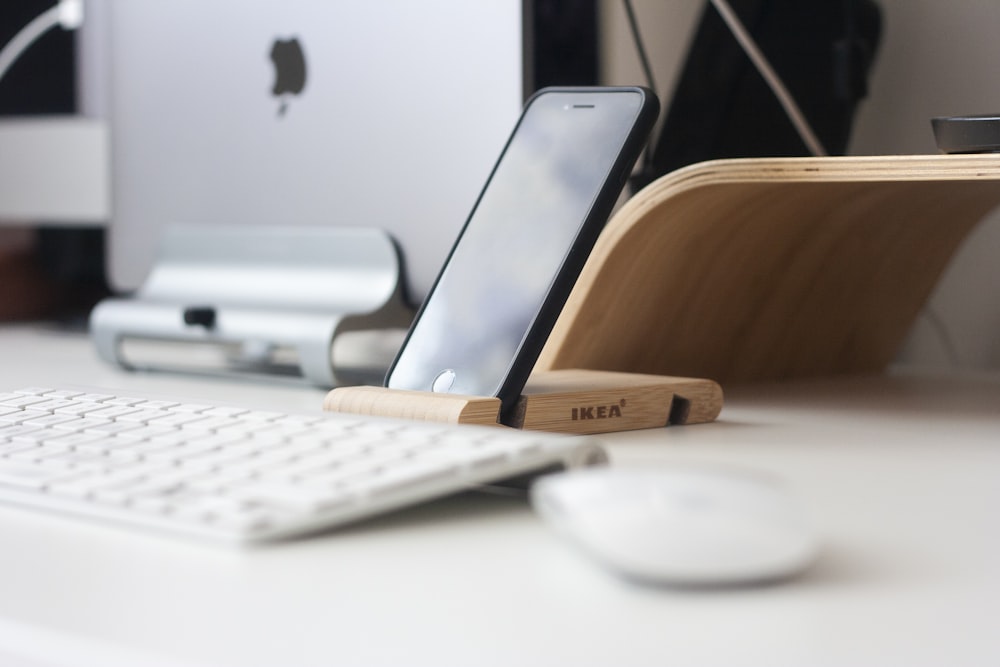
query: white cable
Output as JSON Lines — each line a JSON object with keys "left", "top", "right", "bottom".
{"left": 0, "top": 0, "right": 84, "bottom": 87}
{"left": 708, "top": 0, "right": 828, "bottom": 157}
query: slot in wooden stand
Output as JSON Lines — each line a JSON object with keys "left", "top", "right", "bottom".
{"left": 326, "top": 155, "right": 1000, "bottom": 434}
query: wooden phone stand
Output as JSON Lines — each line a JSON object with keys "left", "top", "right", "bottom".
{"left": 324, "top": 369, "right": 723, "bottom": 435}
{"left": 327, "top": 155, "right": 1000, "bottom": 434}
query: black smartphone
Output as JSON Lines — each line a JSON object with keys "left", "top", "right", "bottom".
{"left": 385, "top": 87, "right": 659, "bottom": 419}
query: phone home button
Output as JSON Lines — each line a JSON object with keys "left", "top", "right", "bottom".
{"left": 431, "top": 369, "right": 457, "bottom": 393}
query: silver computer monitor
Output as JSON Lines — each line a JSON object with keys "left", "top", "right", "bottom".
{"left": 79, "top": 0, "right": 524, "bottom": 302}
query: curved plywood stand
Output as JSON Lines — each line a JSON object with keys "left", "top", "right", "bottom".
{"left": 537, "top": 155, "right": 1000, "bottom": 384}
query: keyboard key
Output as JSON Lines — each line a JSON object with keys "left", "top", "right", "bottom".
{"left": 85, "top": 421, "right": 146, "bottom": 437}
{"left": 22, "top": 399, "right": 79, "bottom": 413}
{"left": 136, "top": 399, "right": 181, "bottom": 410}
{"left": 103, "top": 396, "right": 149, "bottom": 407}
{"left": 62, "top": 436, "right": 122, "bottom": 455}
{"left": 0, "top": 424, "right": 47, "bottom": 442}
{"left": 12, "top": 387, "right": 53, "bottom": 396}
{"left": 171, "top": 403, "right": 214, "bottom": 414}
{"left": 22, "top": 414, "right": 83, "bottom": 429}
{"left": 179, "top": 416, "right": 244, "bottom": 432}
{"left": 118, "top": 424, "right": 180, "bottom": 441}
{"left": 0, "top": 395, "right": 52, "bottom": 409}
{"left": 44, "top": 390, "right": 86, "bottom": 400}
{"left": 84, "top": 405, "right": 146, "bottom": 420}
{"left": 73, "top": 392, "right": 116, "bottom": 403}
{"left": 201, "top": 406, "right": 249, "bottom": 419}
{"left": 0, "top": 460, "right": 78, "bottom": 489}
{"left": 146, "top": 412, "right": 212, "bottom": 428}
{"left": 0, "top": 440, "right": 42, "bottom": 456}
{"left": 116, "top": 409, "right": 172, "bottom": 424}
{"left": 241, "top": 410, "right": 286, "bottom": 422}
{"left": 36, "top": 449, "right": 110, "bottom": 469}
{"left": 227, "top": 480, "right": 347, "bottom": 513}
{"left": 367, "top": 460, "right": 462, "bottom": 497}
{"left": 53, "top": 401, "right": 115, "bottom": 417}
{"left": 0, "top": 410, "right": 32, "bottom": 426}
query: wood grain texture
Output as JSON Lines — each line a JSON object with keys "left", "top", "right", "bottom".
{"left": 323, "top": 385, "right": 502, "bottom": 426}
{"left": 510, "top": 369, "right": 723, "bottom": 434}
{"left": 537, "top": 155, "right": 1000, "bottom": 384}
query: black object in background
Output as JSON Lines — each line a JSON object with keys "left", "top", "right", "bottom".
{"left": 529, "top": 0, "right": 600, "bottom": 93}
{"left": 0, "top": 1, "right": 76, "bottom": 114}
{"left": 636, "top": 0, "right": 881, "bottom": 187}
{"left": 1, "top": 1, "right": 107, "bottom": 320}
{"left": 931, "top": 115, "right": 1000, "bottom": 155}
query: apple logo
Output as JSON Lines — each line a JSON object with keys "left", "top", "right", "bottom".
{"left": 269, "top": 37, "right": 307, "bottom": 116}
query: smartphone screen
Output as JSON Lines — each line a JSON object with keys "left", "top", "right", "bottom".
{"left": 386, "top": 87, "right": 657, "bottom": 416}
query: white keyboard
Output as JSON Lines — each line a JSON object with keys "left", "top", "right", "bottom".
{"left": 0, "top": 387, "right": 606, "bottom": 544}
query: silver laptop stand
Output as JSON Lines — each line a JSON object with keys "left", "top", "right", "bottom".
{"left": 90, "top": 226, "right": 413, "bottom": 387}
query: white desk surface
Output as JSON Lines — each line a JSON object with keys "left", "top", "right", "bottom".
{"left": 0, "top": 324, "right": 998, "bottom": 667}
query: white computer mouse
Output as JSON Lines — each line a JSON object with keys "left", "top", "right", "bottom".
{"left": 530, "top": 466, "right": 820, "bottom": 586}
